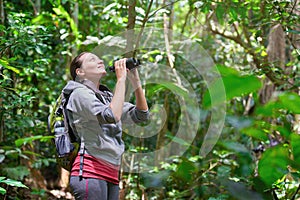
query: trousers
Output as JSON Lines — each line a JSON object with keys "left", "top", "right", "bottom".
{"left": 69, "top": 176, "right": 119, "bottom": 200}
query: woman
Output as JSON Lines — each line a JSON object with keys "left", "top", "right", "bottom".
{"left": 63, "top": 52, "right": 149, "bottom": 200}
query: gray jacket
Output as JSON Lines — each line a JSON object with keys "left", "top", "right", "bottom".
{"left": 62, "top": 80, "right": 149, "bottom": 165}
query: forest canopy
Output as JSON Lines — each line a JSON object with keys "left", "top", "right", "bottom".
{"left": 0, "top": 0, "right": 300, "bottom": 199}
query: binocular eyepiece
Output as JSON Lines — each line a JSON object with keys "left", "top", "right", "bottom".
{"left": 108, "top": 58, "right": 140, "bottom": 72}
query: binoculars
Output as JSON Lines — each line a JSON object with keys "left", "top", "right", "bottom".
{"left": 108, "top": 58, "right": 140, "bottom": 72}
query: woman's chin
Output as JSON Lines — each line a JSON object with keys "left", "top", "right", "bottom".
{"left": 99, "top": 71, "right": 107, "bottom": 78}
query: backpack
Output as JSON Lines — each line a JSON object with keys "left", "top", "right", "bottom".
{"left": 47, "top": 82, "right": 111, "bottom": 174}
{"left": 47, "top": 92, "right": 85, "bottom": 175}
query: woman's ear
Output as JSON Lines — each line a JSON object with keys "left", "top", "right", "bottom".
{"left": 76, "top": 68, "right": 84, "bottom": 77}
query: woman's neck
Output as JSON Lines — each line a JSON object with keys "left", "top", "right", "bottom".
{"left": 79, "top": 79, "right": 100, "bottom": 90}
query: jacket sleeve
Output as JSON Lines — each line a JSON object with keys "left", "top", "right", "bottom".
{"left": 67, "top": 88, "right": 116, "bottom": 124}
{"left": 121, "top": 102, "right": 150, "bottom": 124}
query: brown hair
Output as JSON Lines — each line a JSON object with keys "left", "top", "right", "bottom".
{"left": 70, "top": 52, "right": 87, "bottom": 80}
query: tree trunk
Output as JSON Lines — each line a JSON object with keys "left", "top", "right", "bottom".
{"left": 35, "top": 0, "right": 41, "bottom": 14}
{"left": 155, "top": 0, "right": 180, "bottom": 164}
{"left": 259, "top": 24, "right": 286, "bottom": 104}
{"left": 125, "top": 0, "right": 136, "bottom": 58}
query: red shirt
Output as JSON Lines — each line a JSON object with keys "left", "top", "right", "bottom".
{"left": 71, "top": 153, "right": 120, "bottom": 185}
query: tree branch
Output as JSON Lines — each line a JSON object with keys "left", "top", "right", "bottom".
{"left": 125, "top": 0, "right": 136, "bottom": 58}
{"left": 206, "top": 13, "right": 288, "bottom": 86}
{"left": 147, "top": 0, "right": 180, "bottom": 20}
{"left": 133, "top": 0, "right": 154, "bottom": 57}
{"left": 180, "top": 4, "right": 193, "bottom": 35}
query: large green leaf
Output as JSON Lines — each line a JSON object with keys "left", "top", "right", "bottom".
{"left": 222, "top": 75, "right": 261, "bottom": 99}
{"left": 0, "top": 178, "right": 28, "bottom": 188}
{"left": 15, "top": 135, "right": 53, "bottom": 147}
{"left": 203, "top": 65, "right": 262, "bottom": 107}
{"left": 258, "top": 146, "right": 289, "bottom": 186}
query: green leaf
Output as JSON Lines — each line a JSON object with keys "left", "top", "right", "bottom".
{"left": 216, "top": 4, "right": 225, "bottom": 25}
{"left": 215, "top": 64, "right": 240, "bottom": 76}
{"left": 1, "top": 179, "right": 28, "bottom": 188}
{"left": 15, "top": 135, "right": 43, "bottom": 147}
{"left": 242, "top": 127, "right": 268, "bottom": 141}
{"left": 278, "top": 92, "right": 300, "bottom": 114}
{"left": 32, "top": 13, "right": 53, "bottom": 24}
{"left": 291, "top": 133, "right": 300, "bottom": 166}
{"left": 229, "top": 7, "right": 238, "bottom": 21}
{"left": 222, "top": 75, "right": 262, "bottom": 99}
{"left": 0, "top": 187, "right": 6, "bottom": 195}
{"left": 176, "top": 158, "right": 196, "bottom": 182}
{"left": 53, "top": 6, "right": 66, "bottom": 16}
{"left": 256, "top": 92, "right": 300, "bottom": 116}
{"left": 276, "top": 126, "right": 291, "bottom": 139}
{"left": 255, "top": 101, "right": 282, "bottom": 117}
{"left": 0, "top": 59, "right": 20, "bottom": 74}
{"left": 258, "top": 146, "right": 289, "bottom": 186}
{"left": 203, "top": 66, "right": 262, "bottom": 107}
{"left": 2, "top": 166, "right": 30, "bottom": 180}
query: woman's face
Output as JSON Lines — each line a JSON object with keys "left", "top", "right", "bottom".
{"left": 77, "top": 53, "right": 106, "bottom": 81}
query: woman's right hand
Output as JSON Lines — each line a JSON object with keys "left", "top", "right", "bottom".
{"left": 114, "top": 58, "right": 127, "bottom": 82}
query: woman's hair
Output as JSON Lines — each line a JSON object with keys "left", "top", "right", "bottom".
{"left": 70, "top": 52, "right": 87, "bottom": 80}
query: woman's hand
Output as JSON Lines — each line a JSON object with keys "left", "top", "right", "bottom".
{"left": 127, "top": 68, "right": 142, "bottom": 90}
{"left": 127, "top": 68, "right": 148, "bottom": 111}
{"left": 114, "top": 58, "right": 127, "bottom": 82}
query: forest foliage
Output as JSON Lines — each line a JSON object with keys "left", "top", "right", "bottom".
{"left": 0, "top": 0, "right": 300, "bottom": 199}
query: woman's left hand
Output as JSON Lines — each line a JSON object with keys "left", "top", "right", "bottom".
{"left": 127, "top": 68, "right": 142, "bottom": 90}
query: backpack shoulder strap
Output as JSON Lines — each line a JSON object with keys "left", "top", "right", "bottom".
{"left": 62, "top": 89, "right": 85, "bottom": 178}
